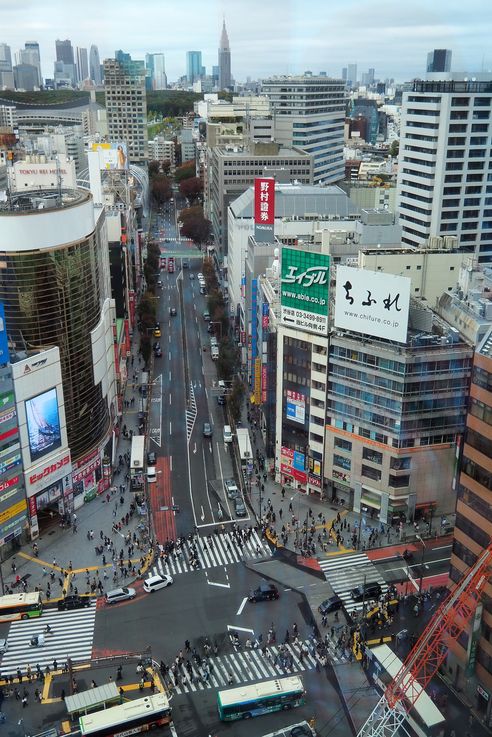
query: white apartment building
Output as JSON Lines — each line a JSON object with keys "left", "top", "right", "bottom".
{"left": 261, "top": 75, "right": 346, "bottom": 185}
{"left": 104, "top": 57, "right": 148, "bottom": 165}
{"left": 396, "top": 75, "right": 492, "bottom": 261}
{"left": 148, "top": 137, "right": 175, "bottom": 166}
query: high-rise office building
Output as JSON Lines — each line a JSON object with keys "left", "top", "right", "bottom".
{"left": 218, "top": 20, "right": 231, "bottom": 90}
{"left": 89, "top": 45, "right": 102, "bottom": 85}
{"left": 447, "top": 327, "right": 492, "bottom": 710}
{"left": 0, "top": 43, "right": 14, "bottom": 89}
{"left": 13, "top": 63, "right": 38, "bottom": 91}
{"left": 55, "top": 39, "right": 75, "bottom": 85}
{"left": 262, "top": 75, "right": 346, "bottom": 184}
{"left": 427, "top": 49, "right": 452, "bottom": 74}
{"left": 104, "top": 55, "right": 148, "bottom": 164}
{"left": 186, "top": 51, "right": 202, "bottom": 84}
{"left": 76, "top": 47, "right": 89, "bottom": 82}
{"left": 56, "top": 38, "right": 74, "bottom": 65}
{"left": 347, "top": 63, "right": 357, "bottom": 86}
{"left": 396, "top": 74, "right": 492, "bottom": 261}
{"left": 20, "top": 42, "right": 42, "bottom": 86}
{"left": 146, "top": 53, "right": 167, "bottom": 90}
{"left": 342, "top": 67, "right": 347, "bottom": 82}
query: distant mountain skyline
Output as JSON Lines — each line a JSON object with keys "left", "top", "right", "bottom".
{"left": 2, "top": 0, "right": 491, "bottom": 83}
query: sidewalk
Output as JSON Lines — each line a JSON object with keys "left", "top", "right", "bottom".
{"left": 1, "top": 340, "right": 153, "bottom": 602}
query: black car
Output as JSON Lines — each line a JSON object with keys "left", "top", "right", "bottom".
{"left": 169, "top": 307, "right": 177, "bottom": 316}
{"left": 318, "top": 595, "right": 343, "bottom": 615}
{"left": 147, "top": 451, "right": 157, "bottom": 466}
{"left": 217, "top": 394, "right": 226, "bottom": 405}
{"left": 249, "top": 583, "right": 280, "bottom": 602}
{"left": 57, "top": 595, "right": 91, "bottom": 611}
{"left": 351, "top": 581, "right": 382, "bottom": 601}
{"left": 154, "top": 348, "right": 162, "bottom": 358}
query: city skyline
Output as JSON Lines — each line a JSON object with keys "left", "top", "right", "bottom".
{"left": 2, "top": 0, "right": 491, "bottom": 84}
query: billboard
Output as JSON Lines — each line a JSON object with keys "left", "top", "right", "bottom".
{"left": 254, "top": 177, "right": 275, "bottom": 242}
{"left": 91, "top": 142, "right": 128, "bottom": 171}
{"left": 280, "top": 248, "right": 330, "bottom": 335}
{"left": 0, "top": 302, "right": 9, "bottom": 365}
{"left": 25, "top": 388, "right": 62, "bottom": 463}
{"left": 286, "top": 390, "right": 306, "bottom": 424}
{"left": 334, "top": 266, "right": 411, "bottom": 344}
{"left": 280, "top": 446, "right": 307, "bottom": 484}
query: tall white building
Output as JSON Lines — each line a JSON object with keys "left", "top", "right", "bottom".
{"left": 262, "top": 75, "right": 346, "bottom": 185}
{"left": 146, "top": 53, "right": 167, "bottom": 90}
{"left": 104, "top": 57, "right": 148, "bottom": 164}
{"left": 19, "top": 42, "right": 42, "bottom": 86}
{"left": 0, "top": 43, "right": 14, "bottom": 89}
{"left": 397, "top": 74, "right": 492, "bottom": 262}
{"left": 89, "top": 45, "right": 102, "bottom": 85}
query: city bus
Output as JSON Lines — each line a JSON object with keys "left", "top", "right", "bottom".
{"left": 79, "top": 693, "right": 171, "bottom": 737}
{"left": 217, "top": 676, "right": 305, "bottom": 721}
{"left": 0, "top": 592, "right": 43, "bottom": 622}
{"left": 130, "top": 435, "right": 145, "bottom": 491}
{"left": 365, "top": 644, "right": 445, "bottom": 737}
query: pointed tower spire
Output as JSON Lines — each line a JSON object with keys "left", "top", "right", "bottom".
{"left": 220, "top": 18, "right": 230, "bottom": 51}
{"left": 218, "top": 17, "right": 232, "bottom": 89}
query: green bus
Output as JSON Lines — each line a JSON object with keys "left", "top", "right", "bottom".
{"left": 0, "top": 592, "right": 43, "bottom": 622}
{"left": 217, "top": 676, "right": 305, "bottom": 721}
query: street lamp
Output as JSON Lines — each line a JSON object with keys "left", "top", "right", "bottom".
{"left": 416, "top": 534, "right": 426, "bottom": 601}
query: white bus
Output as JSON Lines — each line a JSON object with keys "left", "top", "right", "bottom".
{"left": 130, "top": 435, "right": 145, "bottom": 491}
{"left": 217, "top": 676, "right": 305, "bottom": 721}
{"left": 79, "top": 693, "right": 171, "bottom": 737}
{"left": 365, "top": 644, "right": 445, "bottom": 737}
{"left": 0, "top": 591, "right": 43, "bottom": 622}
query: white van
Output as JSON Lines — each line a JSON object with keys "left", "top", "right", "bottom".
{"left": 143, "top": 574, "right": 173, "bottom": 593}
{"left": 223, "top": 425, "right": 233, "bottom": 443}
{"left": 210, "top": 336, "right": 218, "bottom": 348}
{"left": 211, "top": 346, "right": 219, "bottom": 360}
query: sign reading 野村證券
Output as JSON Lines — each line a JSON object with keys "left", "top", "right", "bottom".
{"left": 280, "top": 248, "right": 330, "bottom": 335}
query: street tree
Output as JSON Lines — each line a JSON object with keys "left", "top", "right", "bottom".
{"left": 151, "top": 174, "right": 172, "bottom": 204}
{"left": 227, "top": 378, "right": 245, "bottom": 422}
{"left": 175, "top": 160, "right": 196, "bottom": 182}
{"left": 148, "top": 160, "right": 160, "bottom": 177}
{"left": 179, "top": 176, "right": 203, "bottom": 203}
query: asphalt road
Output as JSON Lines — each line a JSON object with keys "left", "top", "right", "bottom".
{"left": 372, "top": 540, "right": 452, "bottom": 586}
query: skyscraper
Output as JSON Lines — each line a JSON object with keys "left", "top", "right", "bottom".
{"left": 89, "top": 44, "right": 102, "bottom": 85}
{"left": 55, "top": 39, "right": 75, "bottom": 85}
{"left": 427, "top": 48, "right": 452, "bottom": 73}
{"left": 218, "top": 19, "right": 231, "bottom": 90}
{"left": 22, "top": 41, "right": 42, "bottom": 86}
{"left": 104, "top": 55, "right": 148, "bottom": 164}
{"left": 396, "top": 74, "right": 492, "bottom": 260}
{"left": 186, "top": 51, "right": 202, "bottom": 84}
{"left": 56, "top": 38, "right": 74, "bottom": 65}
{"left": 262, "top": 75, "right": 346, "bottom": 184}
{"left": 347, "top": 63, "right": 357, "bottom": 86}
{"left": 146, "top": 53, "right": 167, "bottom": 90}
{"left": 77, "top": 47, "right": 89, "bottom": 83}
{"left": 0, "top": 43, "right": 14, "bottom": 89}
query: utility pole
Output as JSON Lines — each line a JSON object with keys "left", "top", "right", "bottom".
{"left": 416, "top": 534, "right": 426, "bottom": 603}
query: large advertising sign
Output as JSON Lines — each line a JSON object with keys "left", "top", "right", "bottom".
{"left": 0, "top": 302, "right": 9, "bottom": 365}
{"left": 280, "top": 248, "right": 330, "bottom": 336}
{"left": 25, "top": 449, "right": 71, "bottom": 497}
{"left": 286, "top": 390, "right": 306, "bottom": 424}
{"left": 280, "top": 446, "right": 307, "bottom": 484}
{"left": 91, "top": 142, "right": 128, "bottom": 171}
{"left": 334, "top": 266, "right": 411, "bottom": 344}
{"left": 254, "top": 177, "right": 275, "bottom": 242}
{"left": 25, "top": 388, "right": 62, "bottom": 463}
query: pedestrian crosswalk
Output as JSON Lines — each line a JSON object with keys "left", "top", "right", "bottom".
{"left": 319, "top": 552, "right": 388, "bottom": 613}
{"left": 151, "top": 529, "right": 272, "bottom": 576}
{"left": 170, "top": 637, "right": 343, "bottom": 695}
{"left": 186, "top": 382, "right": 197, "bottom": 441}
{"left": 0, "top": 602, "right": 97, "bottom": 676}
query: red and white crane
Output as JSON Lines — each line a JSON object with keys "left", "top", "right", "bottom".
{"left": 357, "top": 542, "right": 492, "bottom": 737}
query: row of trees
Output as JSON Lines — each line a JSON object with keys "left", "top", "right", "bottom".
{"left": 179, "top": 205, "right": 211, "bottom": 245}
{"left": 202, "top": 259, "right": 244, "bottom": 421}
{"left": 137, "top": 240, "right": 161, "bottom": 366}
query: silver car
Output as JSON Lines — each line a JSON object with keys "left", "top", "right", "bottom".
{"left": 105, "top": 587, "right": 136, "bottom": 605}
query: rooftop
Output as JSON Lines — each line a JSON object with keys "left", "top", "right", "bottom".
{"left": 230, "top": 183, "right": 360, "bottom": 220}
{"left": 0, "top": 187, "right": 90, "bottom": 215}
{"left": 477, "top": 326, "right": 492, "bottom": 358}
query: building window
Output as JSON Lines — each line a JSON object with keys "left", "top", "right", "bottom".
{"left": 361, "top": 465, "right": 382, "bottom": 482}
{"left": 461, "top": 456, "right": 492, "bottom": 490}
{"left": 388, "top": 474, "right": 410, "bottom": 488}
{"left": 390, "top": 457, "right": 411, "bottom": 470}
{"left": 333, "top": 453, "right": 351, "bottom": 471}
{"left": 455, "top": 512, "right": 491, "bottom": 548}
{"left": 334, "top": 437, "right": 352, "bottom": 451}
{"left": 362, "top": 448, "right": 383, "bottom": 464}
{"left": 452, "top": 539, "right": 478, "bottom": 567}
{"left": 469, "top": 398, "right": 492, "bottom": 425}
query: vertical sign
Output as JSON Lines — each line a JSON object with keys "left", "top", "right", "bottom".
{"left": 280, "top": 247, "right": 330, "bottom": 335}
{"left": 254, "top": 177, "right": 275, "bottom": 242}
{"left": 0, "top": 302, "right": 9, "bottom": 365}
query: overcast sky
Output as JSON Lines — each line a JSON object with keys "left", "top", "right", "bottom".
{"left": 2, "top": 0, "right": 491, "bottom": 83}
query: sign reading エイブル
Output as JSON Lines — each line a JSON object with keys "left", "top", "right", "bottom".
{"left": 280, "top": 248, "right": 330, "bottom": 335}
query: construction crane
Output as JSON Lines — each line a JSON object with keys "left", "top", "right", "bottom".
{"left": 357, "top": 541, "right": 492, "bottom": 737}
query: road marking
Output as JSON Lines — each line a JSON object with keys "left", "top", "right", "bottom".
{"left": 169, "top": 394, "right": 172, "bottom": 405}
{"left": 169, "top": 371, "right": 171, "bottom": 382}
{"left": 193, "top": 442, "right": 197, "bottom": 454}
{"left": 169, "top": 421, "right": 172, "bottom": 434}
{"left": 201, "top": 505, "right": 205, "bottom": 521}
{"left": 208, "top": 581, "right": 231, "bottom": 588}
{"left": 209, "top": 443, "right": 212, "bottom": 454}
{"left": 168, "top": 351, "right": 171, "bottom": 361}
{"left": 236, "top": 597, "right": 248, "bottom": 616}
{"left": 227, "top": 625, "right": 254, "bottom": 634}
{"left": 170, "top": 456, "right": 173, "bottom": 471}
{"left": 433, "top": 545, "right": 452, "bottom": 551}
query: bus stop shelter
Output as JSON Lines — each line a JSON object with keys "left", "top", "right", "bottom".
{"left": 65, "top": 683, "right": 120, "bottom": 719}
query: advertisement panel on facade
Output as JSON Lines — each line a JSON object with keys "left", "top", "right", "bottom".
{"left": 91, "top": 142, "right": 128, "bottom": 170}
{"left": 254, "top": 177, "right": 275, "bottom": 242}
{"left": 25, "top": 388, "right": 62, "bottom": 463}
{"left": 334, "top": 266, "right": 411, "bottom": 344}
{"left": 286, "top": 390, "right": 306, "bottom": 424}
{"left": 0, "top": 302, "right": 9, "bottom": 365}
{"left": 280, "top": 446, "right": 307, "bottom": 484}
{"left": 280, "top": 248, "right": 330, "bottom": 336}
{"left": 25, "top": 449, "right": 71, "bottom": 497}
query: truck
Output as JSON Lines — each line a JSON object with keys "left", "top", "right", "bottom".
{"left": 236, "top": 428, "right": 253, "bottom": 470}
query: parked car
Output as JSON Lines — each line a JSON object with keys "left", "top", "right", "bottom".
{"left": 318, "top": 595, "right": 343, "bottom": 615}
{"left": 217, "top": 394, "right": 226, "bottom": 405}
{"left": 224, "top": 478, "right": 240, "bottom": 499}
{"left": 248, "top": 583, "right": 279, "bottom": 602}
{"left": 147, "top": 451, "right": 157, "bottom": 466}
{"left": 223, "top": 425, "right": 233, "bottom": 443}
{"left": 147, "top": 466, "right": 157, "bottom": 483}
{"left": 234, "top": 496, "right": 247, "bottom": 517}
{"left": 203, "top": 421, "right": 213, "bottom": 438}
{"left": 154, "top": 347, "right": 162, "bottom": 357}
{"left": 105, "top": 587, "right": 136, "bottom": 605}
{"left": 189, "top": 273, "right": 195, "bottom": 280}
{"left": 203, "top": 311, "right": 210, "bottom": 321}
{"left": 351, "top": 582, "right": 382, "bottom": 601}
{"left": 58, "top": 595, "right": 91, "bottom": 611}
{"left": 153, "top": 327, "right": 161, "bottom": 338}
